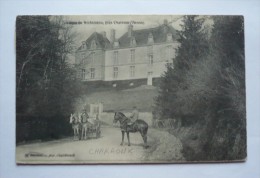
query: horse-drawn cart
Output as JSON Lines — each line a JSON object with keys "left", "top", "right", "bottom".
{"left": 70, "top": 113, "right": 101, "bottom": 140}
{"left": 85, "top": 117, "right": 101, "bottom": 139}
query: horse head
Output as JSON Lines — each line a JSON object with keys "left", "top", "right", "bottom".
{"left": 114, "top": 112, "right": 127, "bottom": 123}
{"left": 69, "top": 113, "right": 73, "bottom": 123}
{"left": 70, "top": 113, "right": 80, "bottom": 124}
{"left": 114, "top": 112, "right": 124, "bottom": 124}
{"left": 77, "top": 113, "right": 82, "bottom": 123}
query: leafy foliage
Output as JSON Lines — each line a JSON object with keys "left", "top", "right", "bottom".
{"left": 155, "top": 15, "right": 209, "bottom": 120}
{"left": 155, "top": 16, "right": 246, "bottom": 160}
{"left": 16, "top": 16, "right": 81, "bottom": 142}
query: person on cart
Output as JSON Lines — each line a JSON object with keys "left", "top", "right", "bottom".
{"left": 81, "top": 108, "right": 89, "bottom": 123}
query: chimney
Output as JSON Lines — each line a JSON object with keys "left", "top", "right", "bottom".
{"left": 101, "top": 31, "right": 106, "bottom": 38}
{"left": 128, "top": 24, "right": 133, "bottom": 37}
{"left": 148, "top": 32, "right": 154, "bottom": 44}
{"left": 163, "top": 19, "right": 169, "bottom": 33}
{"left": 110, "top": 29, "right": 115, "bottom": 43}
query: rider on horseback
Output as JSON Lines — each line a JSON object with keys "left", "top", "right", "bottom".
{"left": 127, "top": 106, "right": 139, "bottom": 128}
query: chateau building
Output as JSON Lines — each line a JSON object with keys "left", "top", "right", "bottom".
{"left": 75, "top": 20, "right": 179, "bottom": 85}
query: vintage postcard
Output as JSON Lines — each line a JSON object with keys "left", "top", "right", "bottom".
{"left": 16, "top": 15, "right": 246, "bottom": 164}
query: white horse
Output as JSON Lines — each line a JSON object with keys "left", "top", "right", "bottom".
{"left": 69, "top": 113, "right": 81, "bottom": 140}
{"left": 80, "top": 112, "right": 101, "bottom": 140}
{"left": 80, "top": 112, "right": 89, "bottom": 140}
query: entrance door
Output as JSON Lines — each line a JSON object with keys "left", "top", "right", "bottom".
{"left": 147, "top": 72, "right": 153, "bottom": 86}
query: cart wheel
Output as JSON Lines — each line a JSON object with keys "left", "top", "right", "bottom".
{"left": 95, "top": 130, "right": 98, "bottom": 138}
{"left": 96, "top": 128, "right": 101, "bottom": 138}
{"left": 98, "top": 130, "right": 101, "bottom": 137}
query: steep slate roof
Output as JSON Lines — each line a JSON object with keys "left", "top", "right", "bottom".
{"left": 77, "top": 32, "right": 111, "bottom": 51}
{"left": 118, "top": 24, "right": 178, "bottom": 48}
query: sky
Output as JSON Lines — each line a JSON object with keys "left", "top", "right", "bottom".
{"left": 63, "top": 15, "right": 183, "bottom": 63}
{"left": 66, "top": 15, "right": 183, "bottom": 46}
{"left": 62, "top": 15, "right": 215, "bottom": 64}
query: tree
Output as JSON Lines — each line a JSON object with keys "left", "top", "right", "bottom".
{"left": 174, "top": 16, "right": 209, "bottom": 71}
{"left": 155, "top": 15, "right": 246, "bottom": 161}
{"left": 203, "top": 16, "right": 246, "bottom": 160}
{"left": 184, "top": 16, "right": 246, "bottom": 160}
{"left": 16, "top": 16, "right": 83, "bottom": 142}
{"left": 155, "top": 15, "right": 209, "bottom": 120}
{"left": 16, "top": 16, "right": 79, "bottom": 117}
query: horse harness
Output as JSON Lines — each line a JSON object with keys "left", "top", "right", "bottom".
{"left": 71, "top": 115, "right": 79, "bottom": 124}
{"left": 119, "top": 114, "right": 136, "bottom": 132}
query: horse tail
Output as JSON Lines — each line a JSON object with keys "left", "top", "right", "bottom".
{"left": 144, "top": 124, "right": 148, "bottom": 135}
{"left": 140, "top": 123, "right": 148, "bottom": 146}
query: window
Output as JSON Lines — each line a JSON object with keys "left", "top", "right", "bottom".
{"left": 130, "top": 38, "right": 136, "bottom": 46}
{"left": 90, "top": 68, "right": 95, "bottom": 79}
{"left": 114, "top": 51, "right": 118, "bottom": 65}
{"left": 148, "top": 33, "right": 154, "bottom": 44}
{"left": 130, "top": 49, "right": 135, "bottom": 63}
{"left": 91, "top": 52, "right": 95, "bottom": 65}
{"left": 167, "top": 45, "right": 172, "bottom": 61}
{"left": 167, "top": 33, "right": 173, "bottom": 42}
{"left": 82, "top": 69, "right": 86, "bottom": 80}
{"left": 113, "top": 41, "right": 119, "bottom": 48}
{"left": 81, "top": 53, "right": 86, "bottom": 65}
{"left": 91, "top": 40, "right": 96, "bottom": 49}
{"left": 82, "top": 53, "right": 85, "bottom": 59}
{"left": 82, "top": 42, "right": 86, "bottom": 49}
{"left": 148, "top": 55, "right": 153, "bottom": 66}
{"left": 113, "top": 67, "right": 118, "bottom": 79}
{"left": 130, "top": 66, "right": 135, "bottom": 77}
{"left": 147, "top": 45, "right": 153, "bottom": 54}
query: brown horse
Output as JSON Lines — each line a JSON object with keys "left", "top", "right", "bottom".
{"left": 113, "top": 112, "right": 148, "bottom": 148}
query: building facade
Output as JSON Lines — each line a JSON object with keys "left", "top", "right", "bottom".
{"left": 75, "top": 20, "right": 179, "bottom": 85}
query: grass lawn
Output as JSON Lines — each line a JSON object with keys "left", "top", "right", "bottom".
{"left": 74, "top": 85, "right": 159, "bottom": 112}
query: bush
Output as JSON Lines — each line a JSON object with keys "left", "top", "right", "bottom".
{"left": 16, "top": 114, "right": 72, "bottom": 144}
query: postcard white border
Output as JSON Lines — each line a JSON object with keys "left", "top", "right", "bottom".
{"left": 0, "top": 0, "right": 259, "bottom": 178}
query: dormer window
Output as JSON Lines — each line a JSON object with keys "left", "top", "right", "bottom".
{"left": 167, "top": 33, "right": 173, "bottom": 42}
{"left": 91, "top": 40, "right": 96, "bottom": 49}
{"left": 113, "top": 41, "right": 119, "bottom": 48}
{"left": 82, "top": 41, "right": 86, "bottom": 49}
{"left": 130, "top": 37, "right": 136, "bottom": 47}
{"left": 147, "top": 33, "right": 154, "bottom": 44}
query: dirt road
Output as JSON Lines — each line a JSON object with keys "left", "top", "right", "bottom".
{"left": 16, "top": 127, "right": 184, "bottom": 164}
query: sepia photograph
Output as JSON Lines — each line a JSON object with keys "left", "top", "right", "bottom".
{"left": 15, "top": 15, "right": 246, "bottom": 164}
